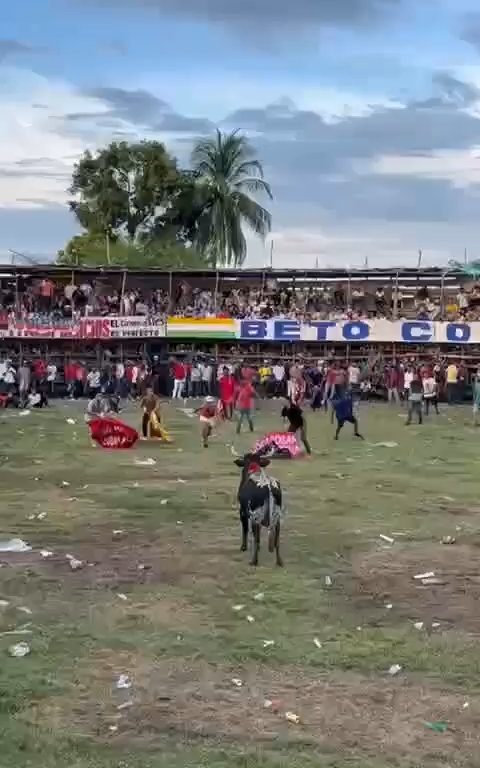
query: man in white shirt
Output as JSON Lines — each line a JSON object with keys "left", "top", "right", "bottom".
{"left": 47, "top": 362, "right": 57, "bottom": 396}
{"left": 404, "top": 367, "right": 414, "bottom": 398}
{"left": 272, "top": 361, "right": 285, "bottom": 398}
{"left": 86, "top": 368, "right": 101, "bottom": 397}
{"left": 423, "top": 373, "right": 439, "bottom": 415}
{"left": 200, "top": 361, "right": 213, "bottom": 396}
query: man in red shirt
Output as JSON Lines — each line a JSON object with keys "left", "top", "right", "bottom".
{"left": 171, "top": 359, "right": 186, "bottom": 399}
{"left": 236, "top": 379, "right": 256, "bottom": 434}
{"left": 219, "top": 366, "right": 235, "bottom": 419}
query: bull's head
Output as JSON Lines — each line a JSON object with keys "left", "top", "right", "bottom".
{"left": 234, "top": 453, "right": 270, "bottom": 481}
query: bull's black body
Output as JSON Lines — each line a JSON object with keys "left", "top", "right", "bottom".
{"left": 235, "top": 453, "right": 283, "bottom": 567}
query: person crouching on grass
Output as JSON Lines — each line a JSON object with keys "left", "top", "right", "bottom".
{"left": 332, "top": 390, "right": 364, "bottom": 440}
{"left": 140, "top": 386, "right": 172, "bottom": 441}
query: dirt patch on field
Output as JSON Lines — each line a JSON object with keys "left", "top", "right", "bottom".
{"left": 351, "top": 542, "right": 480, "bottom": 632}
{"left": 0, "top": 526, "right": 236, "bottom": 593}
{"left": 29, "top": 652, "right": 480, "bottom": 764}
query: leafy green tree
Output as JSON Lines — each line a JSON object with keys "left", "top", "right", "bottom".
{"left": 69, "top": 141, "right": 179, "bottom": 240}
{"left": 57, "top": 233, "right": 209, "bottom": 269}
{"left": 191, "top": 129, "right": 272, "bottom": 266}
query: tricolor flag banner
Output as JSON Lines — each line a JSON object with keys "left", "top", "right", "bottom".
{"left": 167, "top": 317, "right": 237, "bottom": 340}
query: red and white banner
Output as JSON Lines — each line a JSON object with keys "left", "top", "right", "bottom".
{"left": 4, "top": 316, "right": 166, "bottom": 340}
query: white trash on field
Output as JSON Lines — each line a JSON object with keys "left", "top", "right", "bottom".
{"left": 134, "top": 458, "right": 156, "bottom": 466}
{"left": 414, "top": 572, "right": 435, "bottom": 580}
{"left": 66, "top": 554, "right": 84, "bottom": 571}
{"left": 231, "top": 678, "right": 243, "bottom": 687}
{"left": 379, "top": 534, "right": 394, "bottom": 545}
{"left": 116, "top": 674, "right": 132, "bottom": 689}
{"left": 0, "top": 538, "right": 32, "bottom": 553}
{"left": 285, "top": 711, "right": 300, "bottom": 724}
{"left": 388, "top": 664, "right": 402, "bottom": 676}
{"left": 9, "top": 642, "right": 30, "bottom": 657}
{"left": 313, "top": 638, "right": 322, "bottom": 649}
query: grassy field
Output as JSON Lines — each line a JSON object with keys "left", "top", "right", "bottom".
{"left": 1, "top": 398, "right": 480, "bottom": 767}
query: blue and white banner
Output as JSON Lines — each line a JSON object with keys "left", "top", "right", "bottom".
{"left": 237, "top": 318, "right": 480, "bottom": 344}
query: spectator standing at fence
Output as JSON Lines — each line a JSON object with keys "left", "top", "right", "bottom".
{"left": 404, "top": 365, "right": 414, "bottom": 401}
{"left": 423, "top": 370, "right": 439, "bottom": 415}
{"left": 406, "top": 373, "right": 423, "bottom": 425}
{"left": 386, "top": 364, "right": 400, "bottom": 403}
{"left": 190, "top": 361, "right": 202, "bottom": 398}
{"left": 457, "top": 361, "right": 467, "bottom": 403}
{"left": 172, "top": 358, "right": 186, "bottom": 399}
{"left": 446, "top": 361, "right": 458, "bottom": 404}
{"left": 200, "top": 360, "right": 213, "bottom": 396}
{"left": 86, "top": 367, "right": 101, "bottom": 398}
{"left": 348, "top": 361, "right": 361, "bottom": 404}
{"left": 18, "top": 360, "right": 30, "bottom": 402}
{"left": 47, "top": 361, "right": 57, "bottom": 397}
{"left": 472, "top": 366, "right": 480, "bottom": 425}
{"left": 272, "top": 360, "right": 285, "bottom": 398}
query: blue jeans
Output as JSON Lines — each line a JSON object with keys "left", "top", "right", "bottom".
{"left": 236, "top": 409, "right": 254, "bottom": 433}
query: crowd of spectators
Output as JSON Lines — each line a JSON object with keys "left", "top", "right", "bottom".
{"left": 2, "top": 274, "right": 480, "bottom": 325}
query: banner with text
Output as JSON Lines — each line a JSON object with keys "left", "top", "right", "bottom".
{"left": 5, "top": 316, "right": 166, "bottom": 340}
{"left": 237, "top": 318, "right": 480, "bottom": 344}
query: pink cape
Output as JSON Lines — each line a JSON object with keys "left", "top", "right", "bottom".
{"left": 88, "top": 417, "right": 139, "bottom": 449}
{"left": 254, "top": 431, "right": 302, "bottom": 458}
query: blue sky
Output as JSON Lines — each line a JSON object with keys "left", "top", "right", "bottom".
{"left": 2, "top": 0, "right": 480, "bottom": 266}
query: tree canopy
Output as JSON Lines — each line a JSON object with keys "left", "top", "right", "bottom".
{"left": 191, "top": 129, "right": 272, "bottom": 267}
{"left": 57, "top": 233, "right": 209, "bottom": 269}
{"left": 61, "top": 131, "right": 272, "bottom": 268}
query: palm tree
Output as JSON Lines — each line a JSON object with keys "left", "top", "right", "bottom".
{"left": 191, "top": 129, "right": 272, "bottom": 267}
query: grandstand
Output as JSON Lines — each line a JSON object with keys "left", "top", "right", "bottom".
{"left": 1, "top": 264, "right": 480, "bottom": 368}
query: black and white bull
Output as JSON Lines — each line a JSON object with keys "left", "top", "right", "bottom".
{"left": 235, "top": 453, "right": 283, "bottom": 567}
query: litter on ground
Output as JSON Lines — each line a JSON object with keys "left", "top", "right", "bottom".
{"left": 134, "top": 458, "right": 156, "bottom": 466}
{"left": 414, "top": 572, "right": 435, "bottom": 580}
{"left": 231, "top": 678, "right": 243, "bottom": 687}
{"left": 246, "top": 615, "right": 255, "bottom": 623}
{"left": 232, "top": 605, "right": 245, "bottom": 612}
{"left": 0, "top": 538, "right": 32, "bottom": 553}
{"left": 66, "top": 554, "right": 84, "bottom": 571}
{"left": 379, "top": 534, "right": 395, "bottom": 544}
{"left": 9, "top": 642, "right": 31, "bottom": 657}
{"left": 285, "top": 711, "right": 300, "bottom": 724}
{"left": 370, "top": 441, "right": 399, "bottom": 448}
{"left": 263, "top": 640, "right": 275, "bottom": 648}
{"left": 388, "top": 664, "right": 402, "bottom": 676}
{"left": 313, "top": 638, "right": 322, "bottom": 649}
{"left": 116, "top": 674, "right": 132, "bottom": 689}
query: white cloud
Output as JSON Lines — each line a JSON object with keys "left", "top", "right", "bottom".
{"left": 0, "top": 67, "right": 116, "bottom": 208}
{"left": 369, "top": 148, "right": 480, "bottom": 187}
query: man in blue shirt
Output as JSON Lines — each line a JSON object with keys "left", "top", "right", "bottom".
{"left": 332, "top": 391, "right": 364, "bottom": 440}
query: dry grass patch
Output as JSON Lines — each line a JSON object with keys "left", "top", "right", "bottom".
{"left": 27, "top": 651, "right": 480, "bottom": 763}
{"left": 351, "top": 542, "right": 480, "bottom": 631}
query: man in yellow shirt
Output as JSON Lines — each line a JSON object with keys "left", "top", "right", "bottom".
{"left": 446, "top": 362, "right": 458, "bottom": 405}
{"left": 258, "top": 361, "right": 273, "bottom": 398}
